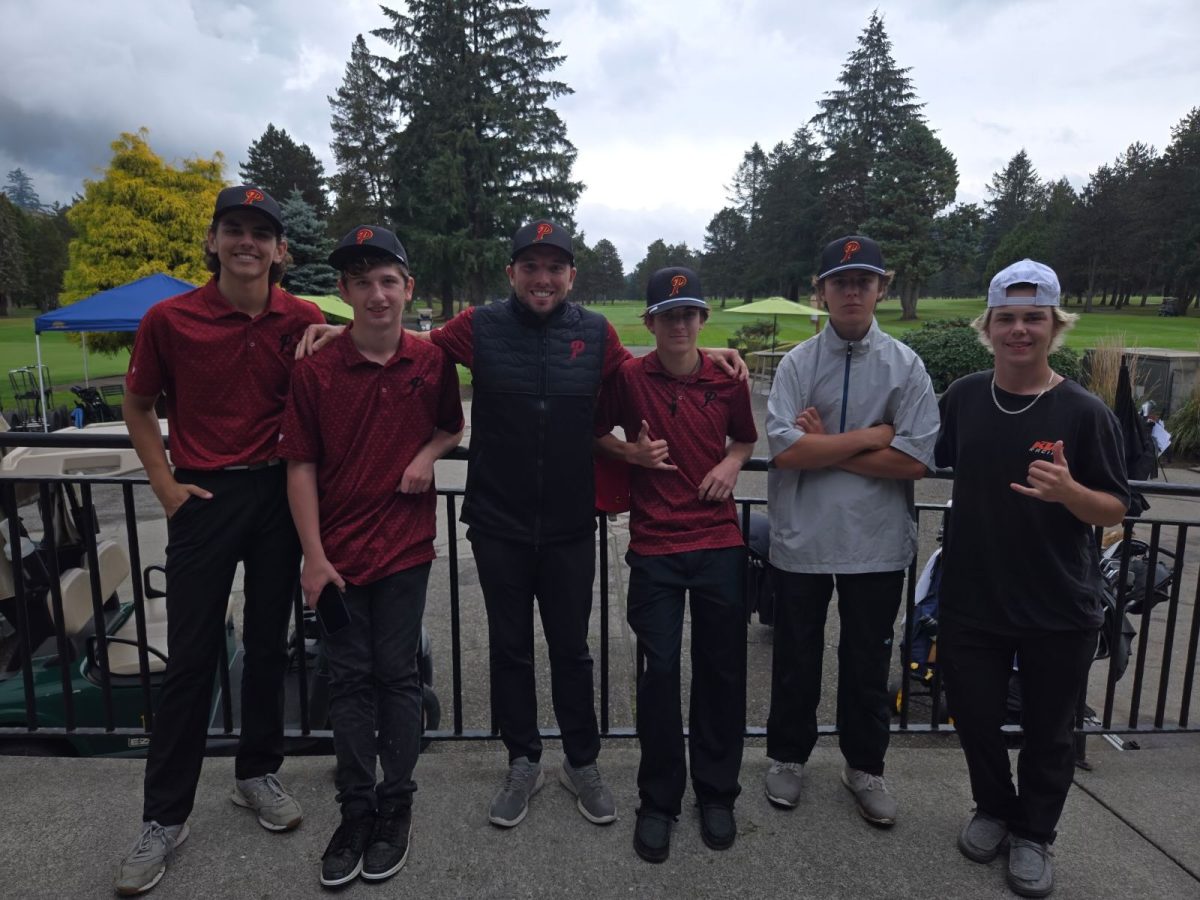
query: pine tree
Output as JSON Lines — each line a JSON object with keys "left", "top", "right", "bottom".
{"left": 861, "top": 121, "right": 958, "bottom": 319}
{"left": 4, "top": 168, "right": 44, "bottom": 212}
{"left": 981, "top": 149, "right": 1047, "bottom": 273}
{"left": 727, "top": 143, "right": 768, "bottom": 228}
{"left": 328, "top": 34, "right": 395, "bottom": 234}
{"left": 0, "top": 196, "right": 27, "bottom": 316}
{"left": 813, "top": 11, "right": 925, "bottom": 231}
{"left": 374, "top": 0, "right": 583, "bottom": 316}
{"left": 703, "top": 207, "right": 748, "bottom": 305}
{"left": 750, "top": 128, "right": 824, "bottom": 301}
{"left": 279, "top": 190, "right": 338, "bottom": 296}
{"left": 240, "top": 124, "right": 330, "bottom": 218}
{"left": 1158, "top": 107, "right": 1200, "bottom": 311}
{"left": 14, "top": 204, "right": 73, "bottom": 312}
{"left": 591, "top": 239, "right": 626, "bottom": 303}
{"left": 61, "top": 128, "right": 223, "bottom": 353}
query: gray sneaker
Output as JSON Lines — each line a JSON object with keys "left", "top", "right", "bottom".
{"left": 114, "top": 821, "right": 189, "bottom": 896}
{"left": 840, "top": 765, "right": 897, "bottom": 827}
{"left": 958, "top": 810, "right": 1009, "bottom": 863}
{"left": 559, "top": 759, "right": 617, "bottom": 824}
{"left": 489, "top": 757, "right": 545, "bottom": 827}
{"left": 231, "top": 773, "right": 303, "bottom": 831}
{"left": 1007, "top": 837, "right": 1054, "bottom": 898}
{"left": 764, "top": 760, "right": 804, "bottom": 808}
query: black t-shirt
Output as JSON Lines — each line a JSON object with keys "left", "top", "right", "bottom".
{"left": 935, "top": 372, "right": 1129, "bottom": 634}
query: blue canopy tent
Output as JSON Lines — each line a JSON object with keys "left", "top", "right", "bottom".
{"left": 31, "top": 274, "right": 196, "bottom": 430}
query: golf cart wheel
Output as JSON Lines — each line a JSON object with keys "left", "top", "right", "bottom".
{"left": 420, "top": 684, "right": 441, "bottom": 752}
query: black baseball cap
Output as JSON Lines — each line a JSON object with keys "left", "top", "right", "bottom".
{"left": 645, "top": 266, "right": 709, "bottom": 316}
{"left": 817, "top": 235, "right": 886, "bottom": 281}
{"left": 328, "top": 225, "right": 410, "bottom": 270}
{"left": 510, "top": 219, "right": 575, "bottom": 264}
{"left": 212, "top": 185, "right": 284, "bottom": 234}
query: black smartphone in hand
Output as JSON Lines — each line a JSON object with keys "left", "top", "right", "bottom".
{"left": 316, "top": 582, "right": 352, "bottom": 634}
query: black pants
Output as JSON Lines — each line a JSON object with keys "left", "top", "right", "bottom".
{"left": 627, "top": 547, "right": 746, "bottom": 815}
{"left": 143, "top": 466, "right": 300, "bottom": 826}
{"left": 939, "top": 619, "right": 1097, "bottom": 844}
{"left": 326, "top": 563, "right": 429, "bottom": 818}
{"left": 766, "top": 569, "right": 904, "bottom": 775}
{"left": 470, "top": 532, "right": 600, "bottom": 767}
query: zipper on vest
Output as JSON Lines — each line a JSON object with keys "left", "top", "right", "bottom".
{"left": 839, "top": 342, "right": 853, "bottom": 433}
{"left": 534, "top": 327, "right": 548, "bottom": 548}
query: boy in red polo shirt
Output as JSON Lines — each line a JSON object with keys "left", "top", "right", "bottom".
{"left": 278, "top": 226, "right": 463, "bottom": 887}
{"left": 117, "top": 186, "right": 324, "bottom": 896}
{"left": 595, "top": 267, "right": 757, "bottom": 863}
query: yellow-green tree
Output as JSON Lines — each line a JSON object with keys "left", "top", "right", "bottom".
{"left": 61, "top": 128, "right": 225, "bottom": 352}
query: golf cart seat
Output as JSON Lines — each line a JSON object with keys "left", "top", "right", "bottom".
{"left": 84, "top": 540, "right": 132, "bottom": 606}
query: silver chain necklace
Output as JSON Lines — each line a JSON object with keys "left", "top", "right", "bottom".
{"left": 990, "top": 370, "right": 1056, "bottom": 415}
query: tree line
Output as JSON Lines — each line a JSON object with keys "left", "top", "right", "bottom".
{"left": 3, "top": 4, "right": 1197, "bottom": 331}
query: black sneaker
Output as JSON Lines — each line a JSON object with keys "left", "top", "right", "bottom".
{"left": 698, "top": 802, "right": 737, "bottom": 851}
{"left": 320, "top": 815, "right": 375, "bottom": 888}
{"left": 362, "top": 807, "right": 412, "bottom": 882}
{"left": 633, "top": 808, "right": 673, "bottom": 864}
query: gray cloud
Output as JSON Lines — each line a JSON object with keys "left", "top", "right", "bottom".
{"left": 1, "top": 0, "right": 1196, "bottom": 271}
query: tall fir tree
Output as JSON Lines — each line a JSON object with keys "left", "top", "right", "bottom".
{"left": 703, "top": 207, "right": 748, "bottom": 305}
{"left": 981, "top": 149, "right": 1046, "bottom": 274}
{"left": 62, "top": 129, "right": 223, "bottom": 352}
{"left": 240, "top": 124, "right": 330, "bottom": 218}
{"left": 4, "top": 168, "right": 44, "bottom": 212}
{"left": 1158, "top": 107, "right": 1200, "bottom": 310}
{"left": 328, "top": 34, "right": 395, "bottom": 235}
{"left": 279, "top": 190, "right": 338, "bottom": 296}
{"left": 749, "top": 128, "right": 824, "bottom": 301}
{"left": 14, "top": 204, "right": 73, "bottom": 312}
{"left": 374, "top": 0, "right": 582, "bottom": 316}
{"left": 0, "top": 196, "right": 27, "bottom": 315}
{"left": 861, "top": 121, "right": 958, "bottom": 319}
{"left": 812, "top": 11, "right": 924, "bottom": 232}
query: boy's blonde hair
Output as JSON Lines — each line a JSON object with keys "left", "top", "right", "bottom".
{"left": 971, "top": 306, "right": 1078, "bottom": 353}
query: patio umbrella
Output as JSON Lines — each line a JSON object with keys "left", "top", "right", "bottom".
{"left": 725, "top": 296, "right": 828, "bottom": 353}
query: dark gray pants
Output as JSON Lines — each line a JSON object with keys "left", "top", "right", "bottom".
{"left": 326, "top": 563, "right": 430, "bottom": 818}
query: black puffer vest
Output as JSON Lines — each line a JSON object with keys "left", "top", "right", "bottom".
{"left": 464, "top": 296, "right": 608, "bottom": 544}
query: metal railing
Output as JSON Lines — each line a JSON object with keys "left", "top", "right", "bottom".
{"left": 1, "top": 430, "right": 1198, "bottom": 758}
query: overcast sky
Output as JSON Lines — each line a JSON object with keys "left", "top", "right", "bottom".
{"left": 1, "top": 0, "right": 1196, "bottom": 270}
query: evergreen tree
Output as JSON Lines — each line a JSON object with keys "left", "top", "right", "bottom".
{"left": 14, "top": 204, "right": 73, "bottom": 312}
{"left": 4, "top": 168, "right": 44, "bottom": 212}
{"left": 0, "top": 196, "right": 27, "bottom": 315}
{"left": 727, "top": 143, "right": 768, "bottom": 228}
{"left": 328, "top": 34, "right": 395, "bottom": 234}
{"left": 1158, "top": 107, "right": 1200, "bottom": 311}
{"left": 240, "top": 124, "right": 330, "bottom": 218}
{"left": 62, "top": 128, "right": 223, "bottom": 353}
{"left": 749, "top": 128, "right": 824, "bottom": 301}
{"left": 374, "top": 0, "right": 583, "bottom": 317}
{"left": 279, "top": 190, "right": 338, "bottom": 296}
{"left": 981, "top": 149, "right": 1046, "bottom": 273}
{"left": 924, "top": 203, "right": 983, "bottom": 298}
{"left": 591, "top": 239, "right": 626, "bottom": 303}
{"left": 703, "top": 207, "right": 748, "bottom": 305}
{"left": 812, "top": 11, "right": 925, "bottom": 231}
{"left": 861, "top": 121, "right": 958, "bottom": 319}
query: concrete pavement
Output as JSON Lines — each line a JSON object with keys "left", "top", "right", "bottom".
{"left": 1, "top": 738, "right": 1197, "bottom": 899}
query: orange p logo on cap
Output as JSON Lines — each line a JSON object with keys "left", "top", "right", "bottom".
{"left": 669, "top": 275, "right": 687, "bottom": 297}
{"left": 243, "top": 189, "right": 265, "bottom": 204}
{"left": 535, "top": 223, "right": 553, "bottom": 241}
{"left": 840, "top": 240, "right": 861, "bottom": 263}
{"left": 356, "top": 228, "right": 374, "bottom": 244}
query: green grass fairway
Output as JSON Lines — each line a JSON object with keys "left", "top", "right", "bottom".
{"left": 593, "top": 297, "right": 1199, "bottom": 352}
{"left": 0, "top": 310, "right": 130, "bottom": 410}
